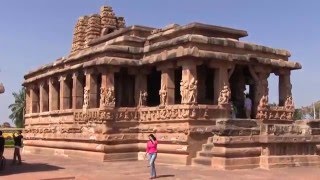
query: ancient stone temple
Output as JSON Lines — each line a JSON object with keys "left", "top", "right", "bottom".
{"left": 23, "top": 5, "right": 320, "bottom": 170}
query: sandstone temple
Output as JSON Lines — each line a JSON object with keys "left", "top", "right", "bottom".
{"left": 22, "top": 6, "right": 320, "bottom": 170}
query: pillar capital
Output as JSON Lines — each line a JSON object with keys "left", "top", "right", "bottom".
{"left": 156, "top": 62, "right": 176, "bottom": 71}
{"left": 275, "top": 69, "right": 291, "bottom": 76}
{"left": 72, "top": 72, "right": 79, "bottom": 79}
{"left": 59, "top": 74, "right": 68, "bottom": 82}
{"left": 39, "top": 80, "right": 48, "bottom": 88}
{"left": 84, "top": 68, "right": 96, "bottom": 75}
{"left": 97, "top": 66, "right": 120, "bottom": 74}
{"left": 177, "top": 59, "right": 202, "bottom": 68}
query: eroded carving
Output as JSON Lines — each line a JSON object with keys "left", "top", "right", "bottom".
{"left": 100, "top": 87, "right": 115, "bottom": 107}
{"left": 138, "top": 90, "right": 148, "bottom": 107}
{"left": 180, "top": 78, "right": 198, "bottom": 104}
{"left": 218, "top": 85, "right": 231, "bottom": 106}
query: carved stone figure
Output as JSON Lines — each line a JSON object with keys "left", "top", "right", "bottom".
{"left": 218, "top": 85, "right": 231, "bottom": 106}
{"left": 138, "top": 90, "right": 148, "bottom": 107}
{"left": 188, "top": 78, "right": 198, "bottom": 104}
{"left": 181, "top": 78, "right": 197, "bottom": 104}
{"left": 258, "top": 95, "right": 269, "bottom": 110}
{"left": 159, "top": 83, "right": 167, "bottom": 106}
{"left": 284, "top": 96, "right": 294, "bottom": 111}
{"left": 100, "top": 87, "right": 116, "bottom": 107}
{"left": 83, "top": 87, "right": 90, "bottom": 110}
{"left": 180, "top": 79, "right": 188, "bottom": 103}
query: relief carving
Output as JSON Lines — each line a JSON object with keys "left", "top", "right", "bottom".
{"left": 83, "top": 87, "right": 90, "bottom": 110}
{"left": 138, "top": 90, "right": 148, "bottom": 107}
{"left": 218, "top": 85, "right": 231, "bottom": 106}
{"left": 180, "top": 78, "right": 198, "bottom": 104}
{"left": 100, "top": 87, "right": 115, "bottom": 107}
{"left": 159, "top": 83, "right": 167, "bottom": 106}
{"left": 284, "top": 96, "right": 295, "bottom": 111}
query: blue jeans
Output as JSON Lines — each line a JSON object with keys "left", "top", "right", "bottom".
{"left": 148, "top": 153, "right": 157, "bottom": 177}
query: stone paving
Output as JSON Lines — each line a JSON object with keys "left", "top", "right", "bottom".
{"left": 0, "top": 149, "right": 320, "bottom": 180}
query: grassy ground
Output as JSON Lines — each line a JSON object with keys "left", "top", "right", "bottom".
{"left": 5, "top": 139, "right": 14, "bottom": 148}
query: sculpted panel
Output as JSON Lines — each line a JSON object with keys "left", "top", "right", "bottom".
{"left": 100, "top": 87, "right": 116, "bottom": 107}
{"left": 218, "top": 85, "right": 231, "bottom": 106}
{"left": 180, "top": 78, "right": 197, "bottom": 104}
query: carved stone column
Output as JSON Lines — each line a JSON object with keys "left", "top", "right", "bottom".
{"left": 157, "top": 64, "right": 175, "bottom": 106}
{"left": 249, "top": 66, "right": 271, "bottom": 117}
{"left": 99, "top": 67, "right": 117, "bottom": 108}
{"left": 25, "top": 87, "right": 31, "bottom": 114}
{"left": 72, "top": 72, "right": 84, "bottom": 109}
{"left": 210, "top": 63, "right": 230, "bottom": 105}
{"left": 39, "top": 81, "right": 49, "bottom": 112}
{"left": 59, "top": 75, "right": 71, "bottom": 110}
{"left": 30, "top": 86, "right": 39, "bottom": 113}
{"left": 278, "top": 70, "right": 292, "bottom": 106}
{"left": 178, "top": 60, "right": 198, "bottom": 105}
{"left": 49, "top": 78, "right": 59, "bottom": 111}
{"left": 84, "top": 69, "right": 98, "bottom": 109}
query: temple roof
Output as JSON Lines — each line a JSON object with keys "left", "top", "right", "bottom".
{"left": 23, "top": 6, "right": 302, "bottom": 83}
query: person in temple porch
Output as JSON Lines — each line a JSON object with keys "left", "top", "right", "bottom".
{"left": 244, "top": 94, "right": 252, "bottom": 119}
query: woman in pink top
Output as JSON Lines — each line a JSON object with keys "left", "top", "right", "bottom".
{"left": 145, "top": 134, "right": 158, "bottom": 179}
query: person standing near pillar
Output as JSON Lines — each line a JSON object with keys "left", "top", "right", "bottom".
{"left": 12, "top": 130, "right": 23, "bottom": 165}
{"left": 244, "top": 94, "right": 252, "bottom": 119}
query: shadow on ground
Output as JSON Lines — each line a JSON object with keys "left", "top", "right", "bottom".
{"left": 156, "top": 174, "right": 175, "bottom": 179}
{"left": 0, "top": 158, "right": 64, "bottom": 176}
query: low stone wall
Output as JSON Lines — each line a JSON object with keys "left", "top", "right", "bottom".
{"left": 192, "top": 119, "right": 320, "bottom": 170}
{"left": 23, "top": 104, "right": 225, "bottom": 164}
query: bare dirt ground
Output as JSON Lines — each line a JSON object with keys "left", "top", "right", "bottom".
{"left": 0, "top": 149, "right": 320, "bottom": 180}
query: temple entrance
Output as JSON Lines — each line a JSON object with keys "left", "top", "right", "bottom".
{"left": 115, "top": 68, "right": 136, "bottom": 107}
{"left": 229, "top": 65, "right": 255, "bottom": 119}
{"left": 147, "top": 67, "right": 161, "bottom": 106}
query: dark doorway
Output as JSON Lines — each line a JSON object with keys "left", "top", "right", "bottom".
{"left": 196, "top": 64, "right": 215, "bottom": 104}
{"left": 147, "top": 67, "right": 161, "bottom": 106}
{"left": 229, "top": 65, "right": 255, "bottom": 118}
{"left": 115, "top": 68, "right": 136, "bottom": 107}
{"left": 174, "top": 67, "right": 182, "bottom": 104}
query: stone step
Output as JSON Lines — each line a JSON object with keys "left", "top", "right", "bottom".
{"left": 192, "top": 157, "right": 212, "bottom": 166}
{"left": 207, "top": 137, "right": 214, "bottom": 143}
{"left": 202, "top": 144, "right": 214, "bottom": 151}
{"left": 198, "top": 151, "right": 215, "bottom": 158}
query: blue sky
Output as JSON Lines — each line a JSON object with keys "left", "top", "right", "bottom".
{"left": 0, "top": 0, "right": 319, "bottom": 125}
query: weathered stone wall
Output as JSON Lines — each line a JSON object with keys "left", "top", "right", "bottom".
{"left": 192, "top": 119, "right": 320, "bottom": 169}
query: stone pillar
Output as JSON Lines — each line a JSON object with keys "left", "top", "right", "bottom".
{"left": 30, "top": 86, "right": 39, "bottom": 113}
{"left": 100, "top": 68, "right": 116, "bottom": 108}
{"left": 59, "top": 75, "right": 71, "bottom": 110}
{"left": 157, "top": 64, "right": 175, "bottom": 106}
{"left": 249, "top": 66, "right": 270, "bottom": 117}
{"left": 25, "top": 87, "right": 31, "bottom": 114}
{"left": 39, "top": 81, "right": 49, "bottom": 112}
{"left": 134, "top": 70, "right": 148, "bottom": 107}
{"left": 278, "top": 70, "right": 291, "bottom": 106}
{"left": 72, "top": 72, "right": 84, "bottom": 109}
{"left": 49, "top": 78, "right": 59, "bottom": 111}
{"left": 84, "top": 69, "right": 98, "bottom": 109}
{"left": 211, "top": 64, "right": 229, "bottom": 105}
{"left": 178, "top": 60, "right": 198, "bottom": 105}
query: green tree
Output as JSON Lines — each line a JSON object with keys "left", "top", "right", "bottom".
{"left": 8, "top": 87, "right": 25, "bottom": 128}
{"left": 293, "top": 108, "right": 303, "bottom": 120}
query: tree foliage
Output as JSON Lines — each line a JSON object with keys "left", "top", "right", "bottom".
{"left": 8, "top": 87, "right": 25, "bottom": 128}
{"left": 293, "top": 109, "right": 303, "bottom": 120}
{"left": 301, "top": 101, "right": 320, "bottom": 119}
